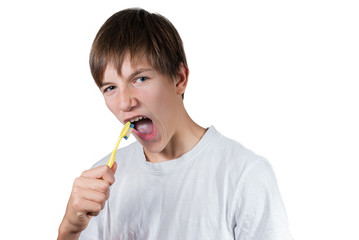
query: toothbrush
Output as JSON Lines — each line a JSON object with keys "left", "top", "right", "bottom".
{"left": 106, "top": 121, "right": 134, "bottom": 168}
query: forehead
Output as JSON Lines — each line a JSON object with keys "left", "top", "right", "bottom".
{"left": 102, "top": 54, "right": 154, "bottom": 80}
{"left": 120, "top": 54, "right": 153, "bottom": 76}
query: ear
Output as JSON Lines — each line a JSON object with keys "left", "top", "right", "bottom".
{"left": 175, "top": 63, "right": 189, "bottom": 96}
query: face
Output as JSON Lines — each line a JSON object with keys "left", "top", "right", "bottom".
{"left": 100, "top": 55, "right": 187, "bottom": 154}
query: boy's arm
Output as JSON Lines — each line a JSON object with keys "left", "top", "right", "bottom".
{"left": 58, "top": 162, "right": 117, "bottom": 240}
{"left": 233, "top": 159, "right": 292, "bottom": 240}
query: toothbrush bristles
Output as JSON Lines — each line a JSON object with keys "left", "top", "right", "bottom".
{"left": 124, "top": 131, "right": 132, "bottom": 140}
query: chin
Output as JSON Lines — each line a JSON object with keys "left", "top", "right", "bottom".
{"left": 136, "top": 136, "right": 165, "bottom": 154}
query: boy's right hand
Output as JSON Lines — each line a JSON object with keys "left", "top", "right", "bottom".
{"left": 58, "top": 162, "right": 117, "bottom": 240}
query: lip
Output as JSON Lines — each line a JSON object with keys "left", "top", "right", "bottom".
{"left": 123, "top": 114, "right": 157, "bottom": 141}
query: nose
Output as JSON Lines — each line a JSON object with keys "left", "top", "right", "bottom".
{"left": 118, "top": 87, "right": 136, "bottom": 112}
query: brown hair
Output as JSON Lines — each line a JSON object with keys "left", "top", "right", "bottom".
{"left": 90, "top": 8, "right": 187, "bottom": 88}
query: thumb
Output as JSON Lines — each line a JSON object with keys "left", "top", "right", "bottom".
{"left": 111, "top": 161, "right": 117, "bottom": 175}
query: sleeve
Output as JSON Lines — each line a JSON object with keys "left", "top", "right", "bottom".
{"left": 233, "top": 158, "right": 293, "bottom": 240}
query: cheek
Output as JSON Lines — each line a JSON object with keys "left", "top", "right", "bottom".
{"left": 137, "top": 85, "right": 163, "bottom": 105}
{"left": 148, "top": 87, "right": 168, "bottom": 107}
{"left": 150, "top": 87, "right": 177, "bottom": 120}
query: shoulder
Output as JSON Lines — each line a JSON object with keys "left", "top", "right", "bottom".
{"left": 207, "top": 127, "right": 270, "bottom": 173}
{"left": 212, "top": 129, "right": 292, "bottom": 238}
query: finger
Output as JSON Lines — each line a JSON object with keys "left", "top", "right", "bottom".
{"left": 81, "top": 165, "right": 109, "bottom": 178}
{"left": 73, "top": 177, "right": 110, "bottom": 194}
{"left": 72, "top": 197, "right": 103, "bottom": 217}
{"left": 111, "top": 161, "right": 117, "bottom": 175}
{"left": 81, "top": 165, "right": 115, "bottom": 185}
{"left": 101, "top": 165, "right": 116, "bottom": 185}
{"left": 73, "top": 187, "right": 108, "bottom": 208}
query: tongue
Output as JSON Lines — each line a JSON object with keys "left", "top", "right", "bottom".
{"left": 135, "top": 118, "right": 153, "bottom": 134}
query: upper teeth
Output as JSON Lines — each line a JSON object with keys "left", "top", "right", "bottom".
{"left": 129, "top": 116, "right": 146, "bottom": 123}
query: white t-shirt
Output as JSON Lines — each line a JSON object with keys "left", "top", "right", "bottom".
{"left": 80, "top": 126, "right": 292, "bottom": 240}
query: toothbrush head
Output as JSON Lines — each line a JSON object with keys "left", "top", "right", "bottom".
{"left": 124, "top": 123, "right": 134, "bottom": 140}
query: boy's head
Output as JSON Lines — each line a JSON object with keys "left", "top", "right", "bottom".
{"left": 90, "top": 8, "right": 187, "bottom": 91}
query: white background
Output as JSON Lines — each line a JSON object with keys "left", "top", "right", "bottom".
{"left": 0, "top": 0, "right": 358, "bottom": 239}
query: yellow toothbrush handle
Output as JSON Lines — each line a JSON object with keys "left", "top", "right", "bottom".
{"left": 106, "top": 122, "right": 133, "bottom": 168}
{"left": 107, "top": 135, "right": 123, "bottom": 168}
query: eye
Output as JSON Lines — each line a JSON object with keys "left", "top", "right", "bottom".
{"left": 103, "top": 86, "right": 116, "bottom": 93}
{"left": 135, "top": 77, "right": 148, "bottom": 83}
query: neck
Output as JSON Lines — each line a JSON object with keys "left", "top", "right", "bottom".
{"left": 144, "top": 110, "right": 206, "bottom": 163}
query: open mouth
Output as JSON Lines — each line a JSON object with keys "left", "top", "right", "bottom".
{"left": 128, "top": 116, "right": 156, "bottom": 140}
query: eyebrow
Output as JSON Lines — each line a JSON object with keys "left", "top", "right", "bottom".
{"left": 127, "top": 68, "right": 153, "bottom": 81}
{"left": 100, "top": 68, "right": 153, "bottom": 88}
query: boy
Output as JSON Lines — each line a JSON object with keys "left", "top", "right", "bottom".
{"left": 58, "top": 8, "right": 292, "bottom": 240}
